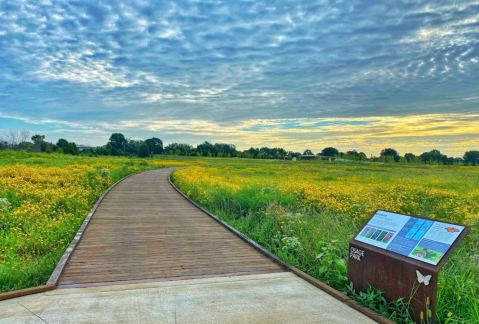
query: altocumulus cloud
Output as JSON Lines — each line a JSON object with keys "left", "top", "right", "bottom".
{"left": 0, "top": 0, "right": 478, "bottom": 155}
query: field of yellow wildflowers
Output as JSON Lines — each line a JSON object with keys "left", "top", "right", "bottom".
{"left": 0, "top": 151, "right": 181, "bottom": 293}
{"left": 172, "top": 160, "right": 479, "bottom": 323}
{"left": 1, "top": 151, "right": 477, "bottom": 323}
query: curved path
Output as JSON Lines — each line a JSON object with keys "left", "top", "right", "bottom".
{"left": 0, "top": 168, "right": 376, "bottom": 323}
{"left": 58, "top": 168, "right": 282, "bottom": 287}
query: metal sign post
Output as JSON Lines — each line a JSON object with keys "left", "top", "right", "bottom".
{"left": 348, "top": 210, "right": 469, "bottom": 323}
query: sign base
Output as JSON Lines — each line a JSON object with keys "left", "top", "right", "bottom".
{"left": 349, "top": 240, "right": 437, "bottom": 322}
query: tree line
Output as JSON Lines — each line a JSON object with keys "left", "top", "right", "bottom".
{"left": 1, "top": 131, "right": 478, "bottom": 165}
{"left": 0, "top": 132, "right": 79, "bottom": 155}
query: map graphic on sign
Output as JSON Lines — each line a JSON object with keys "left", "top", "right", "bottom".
{"left": 355, "top": 210, "right": 464, "bottom": 265}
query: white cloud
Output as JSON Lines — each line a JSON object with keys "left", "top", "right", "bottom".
{"left": 157, "top": 27, "right": 182, "bottom": 39}
{"left": 35, "top": 52, "right": 137, "bottom": 88}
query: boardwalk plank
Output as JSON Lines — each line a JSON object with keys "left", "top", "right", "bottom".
{"left": 58, "top": 168, "right": 283, "bottom": 287}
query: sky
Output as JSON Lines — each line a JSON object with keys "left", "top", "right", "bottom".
{"left": 0, "top": 1, "right": 478, "bottom": 156}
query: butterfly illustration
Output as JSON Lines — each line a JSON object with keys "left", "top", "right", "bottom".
{"left": 446, "top": 227, "right": 459, "bottom": 233}
{"left": 416, "top": 270, "right": 432, "bottom": 286}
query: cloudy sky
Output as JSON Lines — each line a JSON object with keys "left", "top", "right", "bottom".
{"left": 0, "top": 1, "right": 478, "bottom": 156}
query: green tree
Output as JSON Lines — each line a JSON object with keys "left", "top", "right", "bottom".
{"left": 31, "top": 134, "right": 45, "bottom": 144}
{"left": 464, "top": 151, "right": 479, "bottom": 165}
{"left": 56, "top": 139, "right": 79, "bottom": 155}
{"left": 404, "top": 153, "right": 417, "bottom": 163}
{"left": 108, "top": 133, "right": 127, "bottom": 155}
{"left": 242, "top": 147, "right": 259, "bottom": 158}
{"left": 56, "top": 139, "right": 70, "bottom": 153}
{"left": 196, "top": 141, "right": 215, "bottom": 156}
{"left": 303, "top": 149, "right": 314, "bottom": 156}
{"left": 138, "top": 143, "right": 151, "bottom": 158}
{"left": 213, "top": 143, "right": 237, "bottom": 157}
{"left": 31, "top": 134, "right": 46, "bottom": 152}
{"left": 164, "top": 143, "right": 195, "bottom": 156}
{"left": 125, "top": 140, "right": 143, "bottom": 156}
{"left": 420, "top": 149, "right": 446, "bottom": 164}
{"left": 321, "top": 147, "right": 339, "bottom": 157}
{"left": 345, "top": 150, "right": 367, "bottom": 161}
{"left": 68, "top": 142, "right": 79, "bottom": 155}
{"left": 145, "top": 137, "right": 163, "bottom": 154}
{"left": 380, "top": 148, "right": 400, "bottom": 162}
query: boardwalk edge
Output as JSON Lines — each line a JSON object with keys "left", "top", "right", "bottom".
{"left": 47, "top": 169, "right": 154, "bottom": 286}
{"left": 0, "top": 285, "right": 56, "bottom": 302}
{"left": 0, "top": 169, "right": 162, "bottom": 302}
{"left": 168, "top": 170, "right": 393, "bottom": 324}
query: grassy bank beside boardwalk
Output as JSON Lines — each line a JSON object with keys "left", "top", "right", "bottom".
{"left": 172, "top": 161, "right": 479, "bottom": 323}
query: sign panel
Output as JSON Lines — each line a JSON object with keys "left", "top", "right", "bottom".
{"left": 355, "top": 210, "right": 464, "bottom": 265}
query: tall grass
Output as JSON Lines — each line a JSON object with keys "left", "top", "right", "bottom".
{"left": 0, "top": 151, "right": 181, "bottom": 293}
{"left": 172, "top": 161, "right": 479, "bottom": 323}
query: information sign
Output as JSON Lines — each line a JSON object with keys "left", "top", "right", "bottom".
{"left": 355, "top": 210, "right": 464, "bottom": 265}
{"left": 349, "top": 210, "right": 469, "bottom": 323}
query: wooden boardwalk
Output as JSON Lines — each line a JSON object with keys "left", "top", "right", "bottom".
{"left": 58, "top": 168, "right": 283, "bottom": 287}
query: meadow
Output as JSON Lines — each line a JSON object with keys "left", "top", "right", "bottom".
{"left": 0, "top": 151, "right": 182, "bottom": 292}
{"left": 172, "top": 159, "right": 479, "bottom": 323}
{"left": 0, "top": 152, "right": 477, "bottom": 323}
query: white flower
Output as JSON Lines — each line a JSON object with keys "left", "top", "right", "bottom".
{"left": 0, "top": 197, "right": 11, "bottom": 210}
{"left": 281, "top": 236, "right": 303, "bottom": 253}
{"left": 97, "top": 168, "right": 110, "bottom": 177}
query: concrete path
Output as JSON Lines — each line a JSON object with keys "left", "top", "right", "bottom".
{"left": 0, "top": 273, "right": 374, "bottom": 323}
{"left": 0, "top": 168, "right": 377, "bottom": 323}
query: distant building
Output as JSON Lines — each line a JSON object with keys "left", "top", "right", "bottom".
{"left": 300, "top": 154, "right": 316, "bottom": 160}
{"left": 77, "top": 145, "right": 93, "bottom": 151}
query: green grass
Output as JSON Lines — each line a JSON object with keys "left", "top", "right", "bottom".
{"left": 172, "top": 159, "right": 479, "bottom": 323}
{"left": 1, "top": 151, "right": 477, "bottom": 323}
